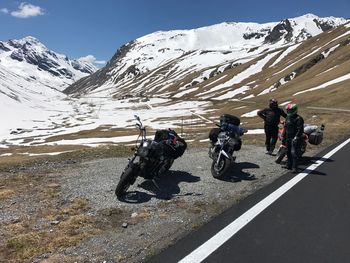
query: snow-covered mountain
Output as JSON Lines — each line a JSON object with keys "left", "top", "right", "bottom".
{"left": 0, "top": 36, "right": 96, "bottom": 92}
{"left": 65, "top": 14, "right": 347, "bottom": 97}
{"left": 0, "top": 36, "right": 97, "bottom": 141}
{"left": 1, "top": 14, "right": 350, "bottom": 151}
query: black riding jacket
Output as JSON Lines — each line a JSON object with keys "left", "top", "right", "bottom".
{"left": 284, "top": 114, "right": 304, "bottom": 139}
{"left": 258, "top": 107, "right": 287, "bottom": 127}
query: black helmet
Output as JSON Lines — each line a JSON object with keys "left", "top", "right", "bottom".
{"left": 269, "top": 98, "right": 278, "bottom": 109}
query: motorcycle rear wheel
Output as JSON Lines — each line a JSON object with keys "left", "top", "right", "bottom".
{"left": 115, "top": 165, "right": 137, "bottom": 198}
{"left": 211, "top": 157, "right": 231, "bottom": 179}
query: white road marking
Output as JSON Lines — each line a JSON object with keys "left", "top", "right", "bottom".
{"left": 179, "top": 138, "right": 350, "bottom": 263}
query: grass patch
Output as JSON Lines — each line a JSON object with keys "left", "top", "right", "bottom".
{"left": 0, "top": 144, "right": 133, "bottom": 172}
{"left": 6, "top": 233, "right": 42, "bottom": 261}
{"left": 1, "top": 190, "right": 100, "bottom": 262}
{"left": 0, "top": 189, "right": 15, "bottom": 200}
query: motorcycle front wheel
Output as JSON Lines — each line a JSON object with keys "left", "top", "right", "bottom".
{"left": 211, "top": 157, "right": 231, "bottom": 179}
{"left": 115, "top": 164, "right": 138, "bottom": 198}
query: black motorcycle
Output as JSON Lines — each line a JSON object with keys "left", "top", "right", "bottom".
{"left": 115, "top": 115, "right": 186, "bottom": 198}
{"left": 209, "top": 114, "right": 246, "bottom": 179}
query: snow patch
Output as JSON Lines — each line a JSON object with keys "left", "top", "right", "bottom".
{"left": 213, "top": 86, "right": 250, "bottom": 100}
{"left": 293, "top": 73, "right": 350, "bottom": 96}
{"left": 246, "top": 129, "right": 265, "bottom": 134}
{"left": 241, "top": 109, "right": 259, "bottom": 118}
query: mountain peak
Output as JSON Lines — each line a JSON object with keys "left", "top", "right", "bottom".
{"left": 0, "top": 36, "right": 97, "bottom": 93}
{"left": 9, "top": 36, "right": 42, "bottom": 48}
{"left": 297, "top": 13, "right": 319, "bottom": 19}
{"left": 21, "top": 36, "right": 40, "bottom": 43}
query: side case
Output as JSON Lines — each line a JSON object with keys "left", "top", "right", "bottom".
{"left": 308, "top": 131, "right": 323, "bottom": 145}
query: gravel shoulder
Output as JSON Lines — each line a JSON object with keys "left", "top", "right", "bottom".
{"left": 0, "top": 145, "right": 314, "bottom": 262}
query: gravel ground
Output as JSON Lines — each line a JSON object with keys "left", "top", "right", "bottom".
{"left": 57, "top": 145, "right": 289, "bottom": 262}
{"left": 0, "top": 145, "right": 298, "bottom": 262}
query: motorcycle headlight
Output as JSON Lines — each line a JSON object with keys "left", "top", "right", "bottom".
{"left": 218, "top": 132, "right": 227, "bottom": 142}
{"left": 137, "top": 147, "right": 149, "bottom": 157}
{"left": 143, "top": 141, "right": 149, "bottom": 147}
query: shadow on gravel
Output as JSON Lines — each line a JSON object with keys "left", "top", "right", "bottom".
{"left": 118, "top": 170, "right": 201, "bottom": 203}
{"left": 219, "top": 162, "right": 259, "bottom": 183}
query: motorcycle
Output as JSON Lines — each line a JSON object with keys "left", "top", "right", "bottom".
{"left": 209, "top": 114, "right": 246, "bottom": 179}
{"left": 115, "top": 115, "right": 186, "bottom": 198}
{"left": 275, "top": 122, "right": 325, "bottom": 164}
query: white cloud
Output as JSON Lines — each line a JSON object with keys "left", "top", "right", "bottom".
{"left": 1, "top": 8, "right": 9, "bottom": 14}
{"left": 78, "top": 55, "right": 106, "bottom": 65}
{"left": 11, "top": 2, "right": 44, "bottom": 18}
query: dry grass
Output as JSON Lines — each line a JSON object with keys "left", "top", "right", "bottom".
{"left": 0, "top": 176, "right": 100, "bottom": 263}
{"left": 0, "top": 144, "right": 133, "bottom": 172}
{"left": 0, "top": 189, "right": 15, "bottom": 200}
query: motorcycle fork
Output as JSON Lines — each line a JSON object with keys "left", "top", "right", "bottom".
{"left": 216, "top": 149, "right": 229, "bottom": 166}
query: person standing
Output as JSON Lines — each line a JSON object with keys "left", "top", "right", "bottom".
{"left": 282, "top": 103, "right": 304, "bottom": 173}
{"left": 257, "top": 99, "right": 287, "bottom": 155}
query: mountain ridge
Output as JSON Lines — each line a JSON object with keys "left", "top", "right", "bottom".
{"left": 64, "top": 14, "right": 348, "bottom": 97}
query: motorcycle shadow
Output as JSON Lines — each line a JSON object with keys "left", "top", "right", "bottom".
{"left": 219, "top": 162, "right": 259, "bottom": 182}
{"left": 300, "top": 156, "right": 333, "bottom": 176}
{"left": 279, "top": 156, "right": 330, "bottom": 176}
{"left": 119, "top": 170, "right": 201, "bottom": 203}
{"left": 300, "top": 156, "right": 334, "bottom": 165}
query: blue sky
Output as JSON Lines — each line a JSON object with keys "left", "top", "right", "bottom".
{"left": 0, "top": 0, "right": 349, "bottom": 66}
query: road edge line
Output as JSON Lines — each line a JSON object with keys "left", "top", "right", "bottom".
{"left": 179, "top": 138, "right": 350, "bottom": 263}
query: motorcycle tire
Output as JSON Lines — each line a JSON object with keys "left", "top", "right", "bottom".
{"left": 275, "top": 147, "right": 287, "bottom": 164}
{"left": 211, "top": 157, "right": 231, "bottom": 179}
{"left": 115, "top": 165, "right": 138, "bottom": 198}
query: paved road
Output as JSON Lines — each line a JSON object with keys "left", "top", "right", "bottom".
{"left": 148, "top": 138, "right": 350, "bottom": 263}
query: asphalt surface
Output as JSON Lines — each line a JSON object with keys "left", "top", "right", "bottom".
{"left": 147, "top": 138, "right": 350, "bottom": 263}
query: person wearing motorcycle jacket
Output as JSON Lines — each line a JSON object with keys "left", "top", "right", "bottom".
{"left": 257, "top": 98, "right": 287, "bottom": 155}
{"left": 282, "top": 103, "right": 304, "bottom": 173}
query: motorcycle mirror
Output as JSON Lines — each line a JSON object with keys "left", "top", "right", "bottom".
{"left": 134, "top": 115, "right": 140, "bottom": 121}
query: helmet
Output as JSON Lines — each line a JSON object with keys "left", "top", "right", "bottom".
{"left": 269, "top": 98, "right": 278, "bottom": 109}
{"left": 286, "top": 103, "right": 298, "bottom": 116}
